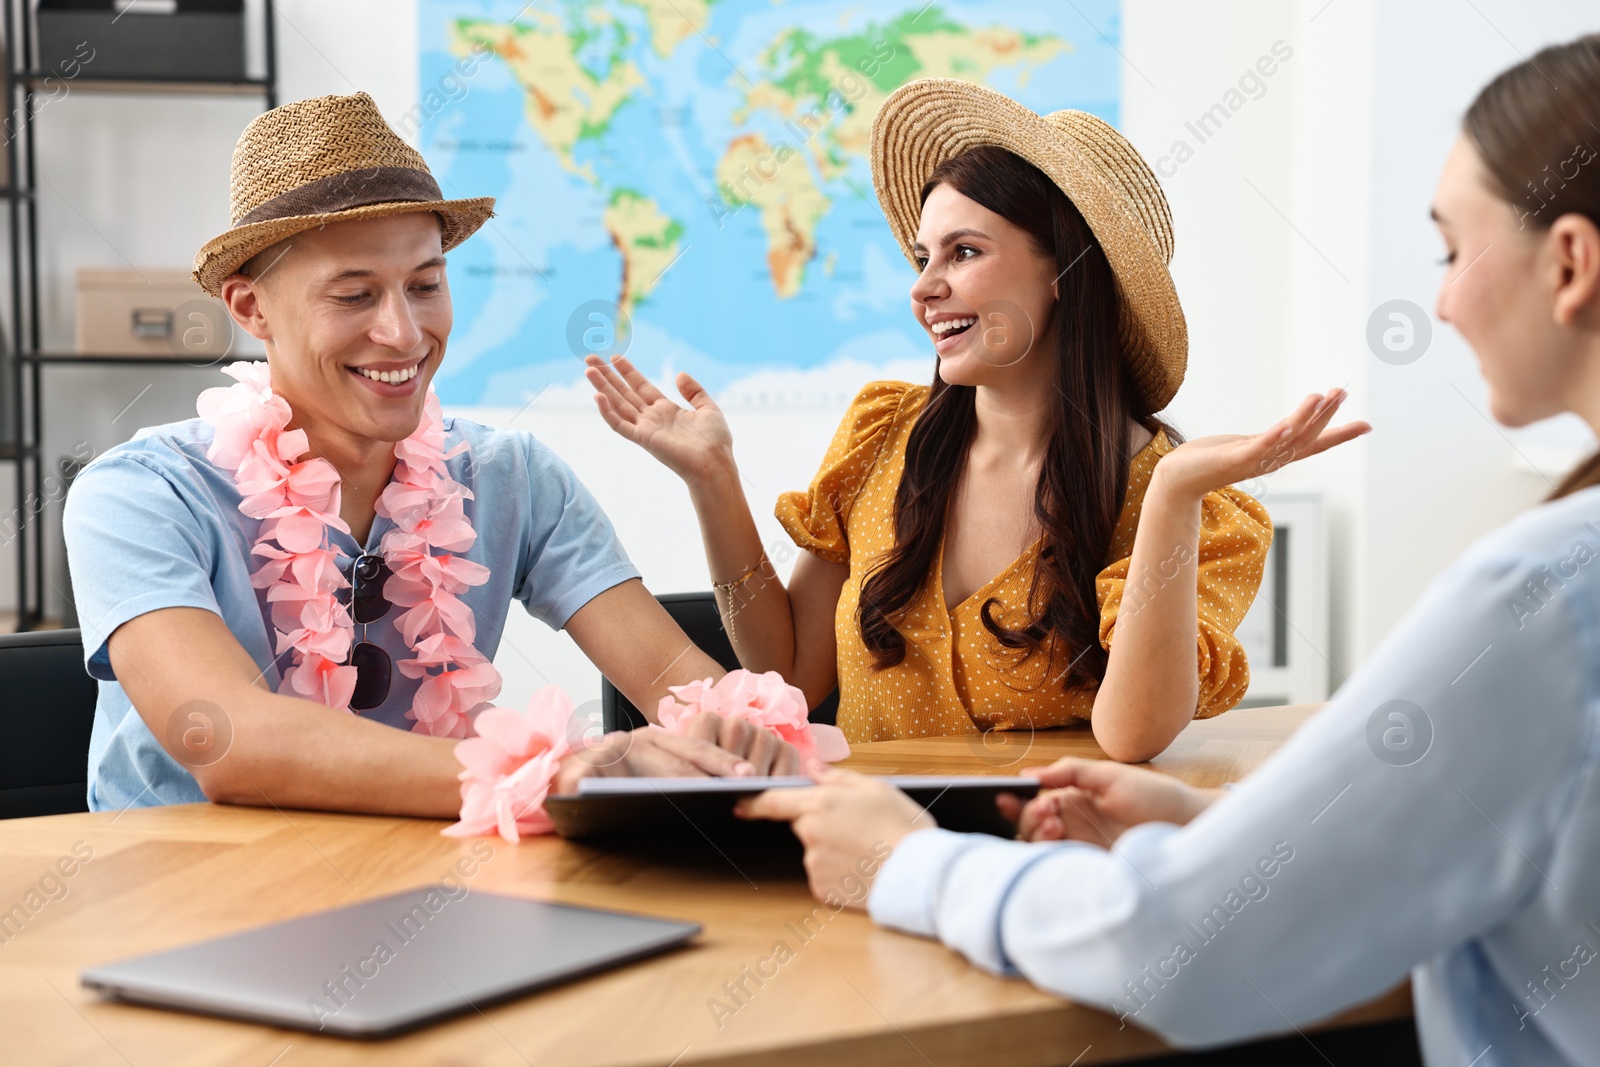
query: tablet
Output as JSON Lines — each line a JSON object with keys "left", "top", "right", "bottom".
{"left": 81, "top": 888, "right": 700, "bottom": 1038}
{"left": 544, "top": 775, "right": 1039, "bottom": 840}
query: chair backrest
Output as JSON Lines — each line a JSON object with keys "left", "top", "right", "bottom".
{"left": 0, "top": 629, "right": 97, "bottom": 819}
{"left": 600, "top": 592, "right": 839, "bottom": 732}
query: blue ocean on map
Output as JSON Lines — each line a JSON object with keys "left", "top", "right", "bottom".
{"left": 417, "top": 0, "right": 1122, "bottom": 407}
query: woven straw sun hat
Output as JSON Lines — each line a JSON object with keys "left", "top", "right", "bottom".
{"left": 193, "top": 92, "right": 495, "bottom": 296}
{"left": 871, "top": 78, "right": 1187, "bottom": 411}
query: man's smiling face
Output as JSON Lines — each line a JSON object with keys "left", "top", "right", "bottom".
{"left": 222, "top": 211, "right": 453, "bottom": 446}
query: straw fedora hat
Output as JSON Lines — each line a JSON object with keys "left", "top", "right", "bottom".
{"left": 870, "top": 79, "right": 1186, "bottom": 411}
{"left": 193, "top": 92, "right": 495, "bottom": 296}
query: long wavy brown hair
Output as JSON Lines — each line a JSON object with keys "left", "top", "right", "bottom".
{"left": 1464, "top": 34, "right": 1600, "bottom": 500}
{"left": 858, "top": 145, "right": 1178, "bottom": 691}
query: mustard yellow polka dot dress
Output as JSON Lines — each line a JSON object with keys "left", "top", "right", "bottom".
{"left": 775, "top": 381, "right": 1274, "bottom": 744}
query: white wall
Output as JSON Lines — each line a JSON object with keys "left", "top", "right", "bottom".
{"left": 1360, "top": 1, "right": 1598, "bottom": 659}
{"left": 1130, "top": 0, "right": 1596, "bottom": 685}
{"left": 1121, "top": 0, "right": 1377, "bottom": 687}
{"left": 26, "top": 1, "right": 1600, "bottom": 711}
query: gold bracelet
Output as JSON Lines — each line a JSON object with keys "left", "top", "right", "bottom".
{"left": 711, "top": 558, "right": 763, "bottom": 595}
{"left": 712, "top": 557, "right": 766, "bottom": 642}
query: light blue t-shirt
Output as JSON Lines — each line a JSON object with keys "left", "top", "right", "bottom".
{"left": 63, "top": 415, "right": 640, "bottom": 812}
{"left": 869, "top": 486, "right": 1600, "bottom": 1065}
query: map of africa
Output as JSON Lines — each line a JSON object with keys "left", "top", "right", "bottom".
{"left": 417, "top": 0, "right": 1121, "bottom": 408}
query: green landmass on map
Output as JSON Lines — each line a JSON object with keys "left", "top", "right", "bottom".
{"left": 451, "top": 4, "right": 1067, "bottom": 309}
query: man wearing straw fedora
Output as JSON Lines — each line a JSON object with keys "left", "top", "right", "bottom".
{"left": 64, "top": 92, "right": 798, "bottom": 820}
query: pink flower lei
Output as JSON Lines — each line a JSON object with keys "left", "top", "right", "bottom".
{"left": 196, "top": 362, "right": 499, "bottom": 739}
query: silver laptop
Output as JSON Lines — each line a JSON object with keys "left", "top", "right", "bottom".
{"left": 82, "top": 888, "right": 700, "bottom": 1038}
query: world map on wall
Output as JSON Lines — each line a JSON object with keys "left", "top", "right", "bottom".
{"left": 417, "top": 0, "right": 1121, "bottom": 408}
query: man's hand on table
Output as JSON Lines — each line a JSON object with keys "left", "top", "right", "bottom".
{"left": 553, "top": 711, "right": 801, "bottom": 795}
{"left": 997, "top": 758, "right": 1224, "bottom": 846}
{"left": 676, "top": 712, "right": 801, "bottom": 777}
{"left": 735, "top": 767, "right": 931, "bottom": 909}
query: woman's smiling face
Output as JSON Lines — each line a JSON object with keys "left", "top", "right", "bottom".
{"left": 909, "top": 183, "right": 1060, "bottom": 388}
{"left": 1432, "top": 135, "right": 1588, "bottom": 429}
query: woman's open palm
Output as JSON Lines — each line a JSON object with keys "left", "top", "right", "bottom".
{"left": 585, "top": 354, "right": 734, "bottom": 486}
{"left": 1158, "top": 388, "right": 1371, "bottom": 499}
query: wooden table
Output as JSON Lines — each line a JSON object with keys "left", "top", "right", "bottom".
{"left": 0, "top": 705, "right": 1409, "bottom": 1066}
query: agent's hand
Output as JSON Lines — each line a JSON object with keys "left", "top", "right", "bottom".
{"left": 553, "top": 723, "right": 790, "bottom": 794}
{"left": 585, "top": 354, "right": 734, "bottom": 489}
{"left": 736, "top": 767, "right": 929, "bottom": 909}
{"left": 995, "top": 758, "right": 1221, "bottom": 846}
{"left": 1153, "top": 389, "right": 1370, "bottom": 502}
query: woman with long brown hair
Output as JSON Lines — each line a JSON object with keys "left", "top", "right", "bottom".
{"left": 742, "top": 36, "right": 1600, "bottom": 1064}
{"left": 587, "top": 80, "right": 1364, "bottom": 761}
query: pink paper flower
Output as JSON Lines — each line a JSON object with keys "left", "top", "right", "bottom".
{"left": 384, "top": 550, "right": 490, "bottom": 595}
{"left": 656, "top": 669, "right": 851, "bottom": 765}
{"left": 395, "top": 632, "right": 487, "bottom": 675}
{"left": 197, "top": 363, "right": 288, "bottom": 470}
{"left": 401, "top": 637, "right": 502, "bottom": 739}
{"left": 393, "top": 400, "right": 464, "bottom": 480}
{"left": 239, "top": 454, "right": 344, "bottom": 529}
{"left": 443, "top": 686, "right": 574, "bottom": 841}
{"left": 268, "top": 589, "right": 354, "bottom": 661}
{"left": 378, "top": 481, "right": 476, "bottom": 552}
{"left": 388, "top": 589, "right": 477, "bottom": 647}
{"left": 250, "top": 544, "right": 348, "bottom": 594}
{"left": 282, "top": 651, "right": 358, "bottom": 710}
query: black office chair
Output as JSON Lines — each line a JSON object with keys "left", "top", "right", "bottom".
{"left": 601, "top": 591, "right": 839, "bottom": 732}
{"left": 0, "top": 628, "right": 98, "bottom": 818}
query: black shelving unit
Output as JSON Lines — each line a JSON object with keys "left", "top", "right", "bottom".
{"left": 2, "top": 1, "right": 277, "bottom": 630}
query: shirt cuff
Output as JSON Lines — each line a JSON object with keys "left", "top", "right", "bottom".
{"left": 871, "top": 829, "right": 1092, "bottom": 975}
{"left": 868, "top": 827, "right": 969, "bottom": 936}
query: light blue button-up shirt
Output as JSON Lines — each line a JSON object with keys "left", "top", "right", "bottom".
{"left": 870, "top": 487, "right": 1600, "bottom": 1065}
{"left": 64, "top": 414, "right": 639, "bottom": 812}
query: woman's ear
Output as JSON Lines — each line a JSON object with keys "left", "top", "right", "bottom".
{"left": 1548, "top": 211, "right": 1600, "bottom": 328}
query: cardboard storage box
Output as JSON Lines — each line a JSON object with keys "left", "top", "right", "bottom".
{"left": 75, "top": 267, "right": 237, "bottom": 358}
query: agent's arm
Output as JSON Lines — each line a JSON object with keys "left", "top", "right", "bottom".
{"left": 754, "top": 531, "right": 1591, "bottom": 1053}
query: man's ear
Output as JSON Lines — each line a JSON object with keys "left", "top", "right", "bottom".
{"left": 1549, "top": 211, "right": 1600, "bottom": 328}
{"left": 220, "top": 274, "right": 271, "bottom": 342}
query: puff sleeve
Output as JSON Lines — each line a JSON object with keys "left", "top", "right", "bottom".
{"left": 774, "top": 381, "right": 911, "bottom": 564}
{"left": 1094, "top": 485, "right": 1273, "bottom": 718}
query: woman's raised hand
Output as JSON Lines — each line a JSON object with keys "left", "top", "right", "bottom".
{"left": 585, "top": 354, "right": 734, "bottom": 487}
{"left": 1154, "top": 388, "right": 1371, "bottom": 501}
